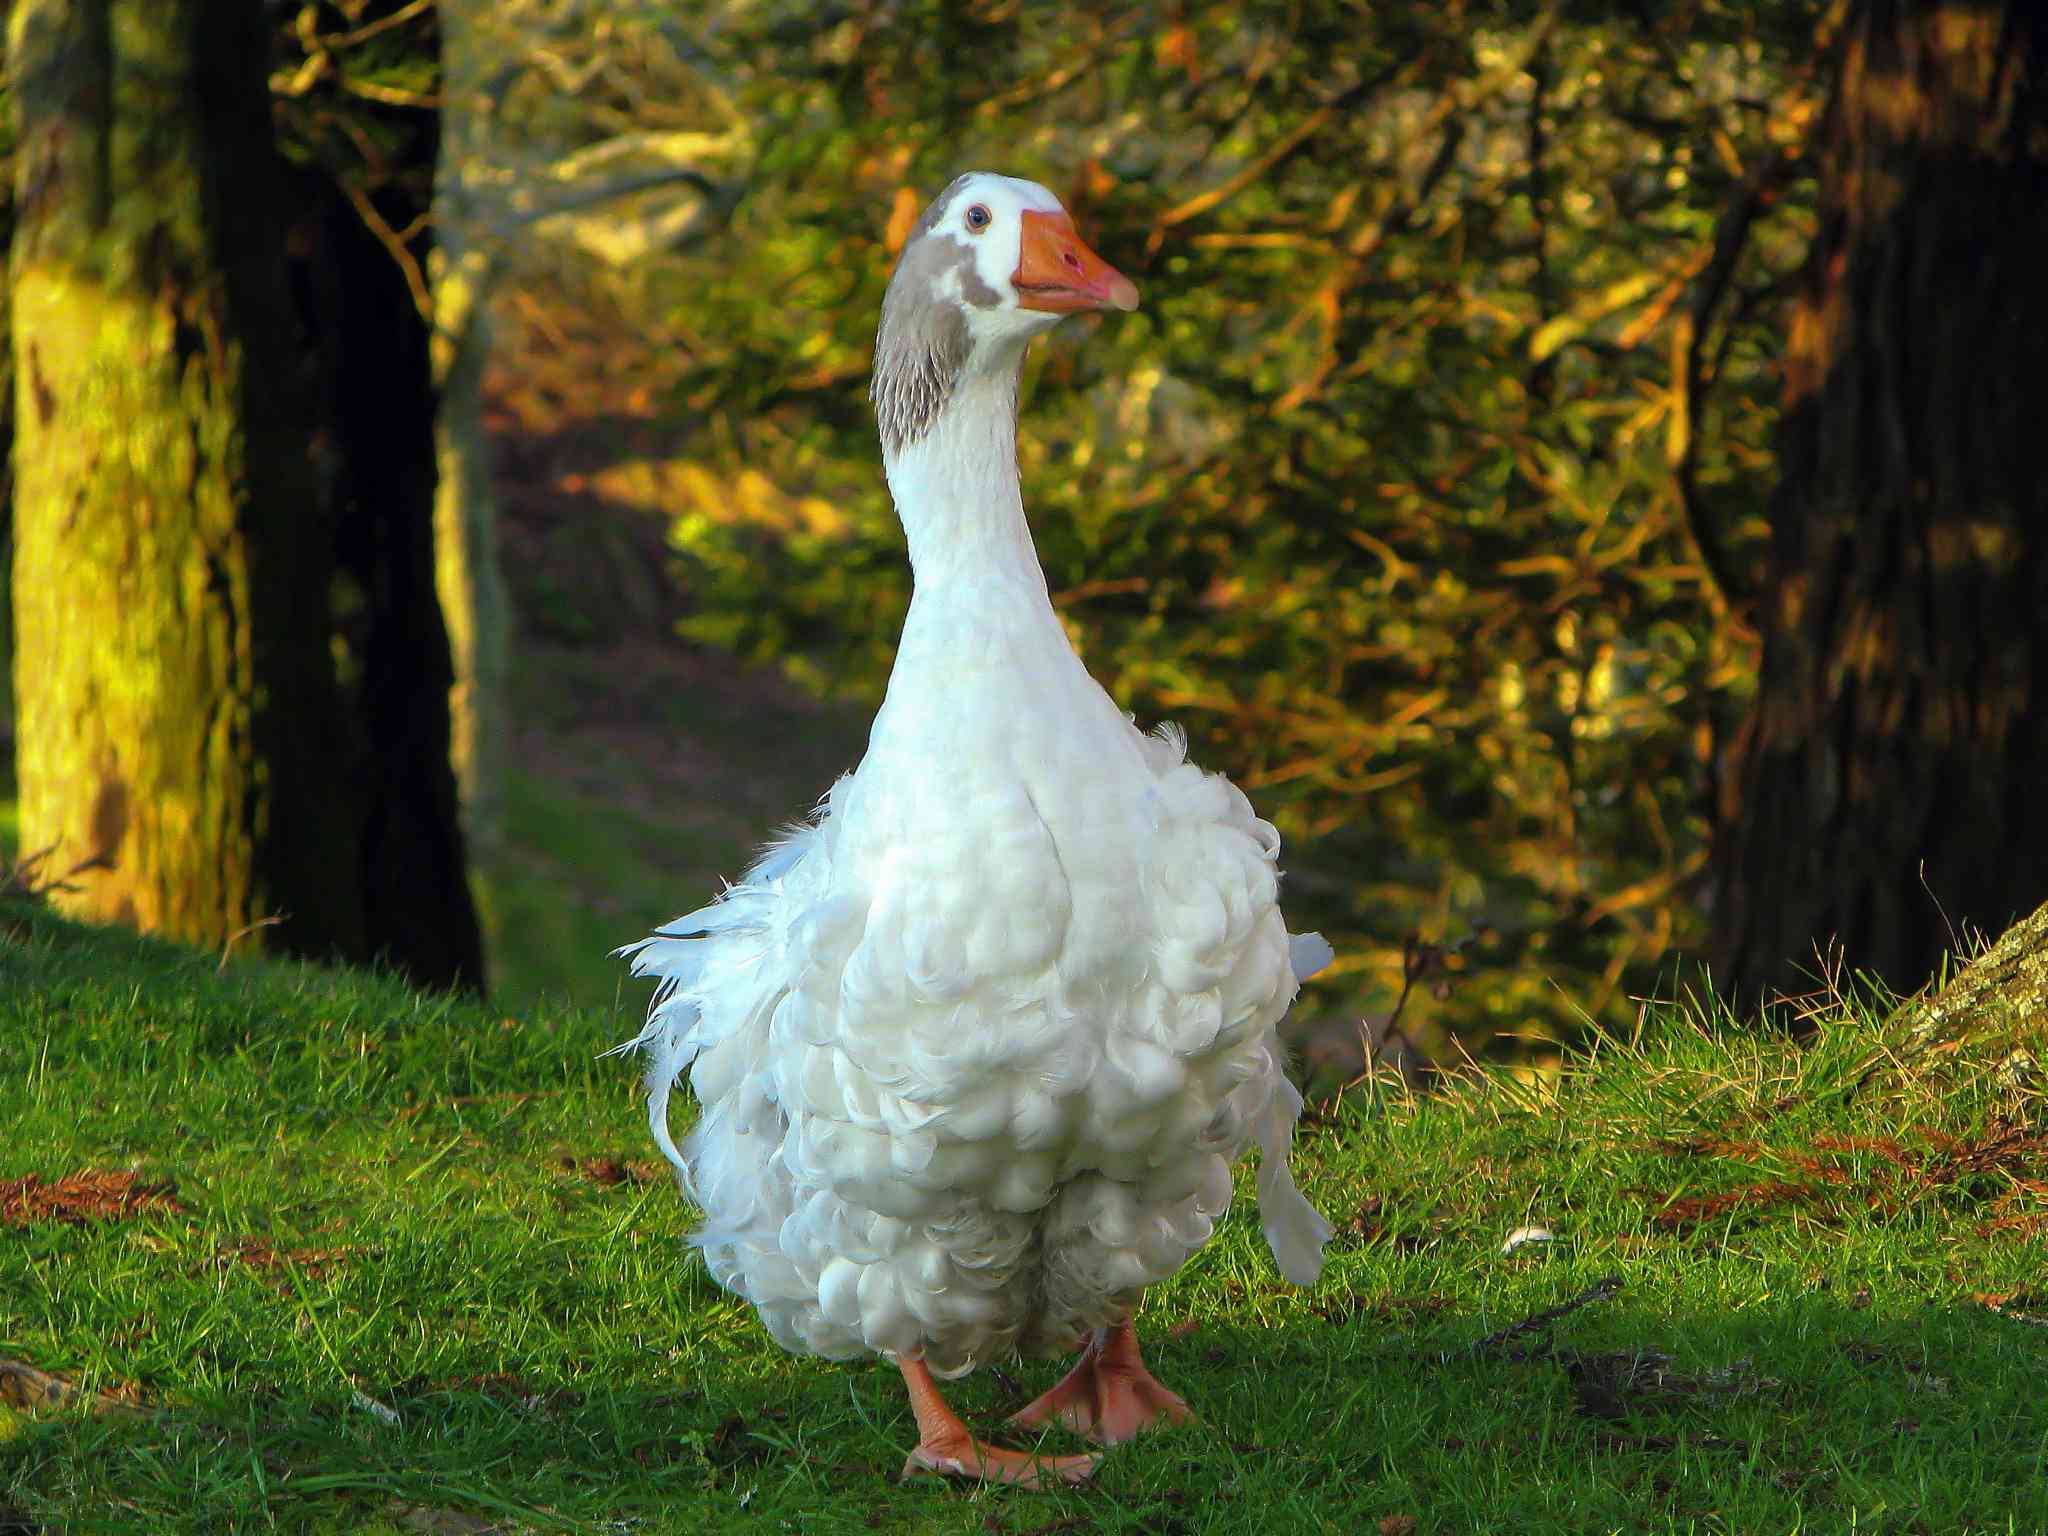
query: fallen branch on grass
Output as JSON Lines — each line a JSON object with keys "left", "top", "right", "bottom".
{"left": 1459, "top": 1274, "right": 1624, "bottom": 1361}
{"left": 1455, "top": 1275, "right": 1783, "bottom": 1428}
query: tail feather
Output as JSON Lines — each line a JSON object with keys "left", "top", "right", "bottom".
{"left": 640, "top": 1007, "right": 698, "bottom": 1176}
{"left": 613, "top": 816, "right": 831, "bottom": 1193}
{"left": 1288, "top": 931, "right": 1335, "bottom": 984}
{"left": 1254, "top": 1073, "right": 1331, "bottom": 1286}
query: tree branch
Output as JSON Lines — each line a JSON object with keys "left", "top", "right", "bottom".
{"left": 1149, "top": 54, "right": 1425, "bottom": 243}
{"left": 339, "top": 176, "right": 433, "bottom": 321}
{"left": 1460, "top": 1276, "right": 1625, "bottom": 1361}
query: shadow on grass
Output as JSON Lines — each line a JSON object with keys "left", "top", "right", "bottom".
{"left": 7, "top": 1288, "right": 2043, "bottom": 1533}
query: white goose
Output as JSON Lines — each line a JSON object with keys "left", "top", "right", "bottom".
{"left": 620, "top": 171, "right": 1332, "bottom": 1486}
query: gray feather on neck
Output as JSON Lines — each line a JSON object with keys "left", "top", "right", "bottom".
{"left": 870, "top": 176, "right": 1000, "bottom": 457}
{"left": 871, "top": 264, "right": 972, "bottom": 458}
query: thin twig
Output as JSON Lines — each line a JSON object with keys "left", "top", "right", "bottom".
{"left": 510, "top": 166, "right": 725, "bottom": 228}
{"left": 1, "top": 845, "right": 113, "bottom": 901}
{"left": 219, "top": 915, "right": 286, "bottom": 973}
{"left": 1338, "top": 935, "right": 1452, "bottom": 1095}
{"left": 1270, "top": 84, "right": 1475, "bottom": 412}
{"left": 1149, "top": 57, "right": 1419, "bottom": 239}
{"left": 339, "top": 175, "right": 433, "bottom": 321}
{"left": 1460, "top": 1275, "right": 1624, "bottom": 1361}
{"left": 313, "top": 0, "right": 434, "bottom": 52}
{"left": 1354, "top": 942, "right": 1423, "bottom": 1085}
{"left": 1670, "top": 0, "right": 1847, "bottom": 625}
{"left": 1671, "top": 145, "right": 1802, "bottom": 624}
{"left": 337, "top": 76, "right": 442, "bottom": 110}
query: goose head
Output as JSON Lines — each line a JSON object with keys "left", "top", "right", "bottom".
{"left": 872, "top": 172, "right": 1137, "bottom": 458}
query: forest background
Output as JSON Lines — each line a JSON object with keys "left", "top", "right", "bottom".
{"left": 3, "top": 0, "right": 2044, "bottom": 1073}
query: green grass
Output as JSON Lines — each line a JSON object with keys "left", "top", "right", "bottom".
{"left": 470, "top": 641, "right": 868, "bottom": 1014}
{"left": 2, "top": 898, "right": 2044, "bottom": 1534}
{"left": 470, "top": 767, "right": 737, "bottom": 1014}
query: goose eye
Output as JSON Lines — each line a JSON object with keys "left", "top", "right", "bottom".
{"left": 964, "top": 204, "right": 991, "bottom": 232}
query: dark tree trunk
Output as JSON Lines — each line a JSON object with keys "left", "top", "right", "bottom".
{"left": 1712, "top": 0, "right": 2048, "bottom": 1005}
{"left": 305, "top": 160, "right": 485, "bottom": 991}
{"left": 9, "top": 0, "right": 482, "bottom": 990}
{"left": 272, "top": 0, "right": 483, "bottom": 991}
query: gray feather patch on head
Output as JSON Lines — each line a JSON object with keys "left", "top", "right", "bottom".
{"left": 870, "top": 176, "right": 1000, "bottom": 456}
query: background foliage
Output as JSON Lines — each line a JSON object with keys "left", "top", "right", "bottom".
{"left": 504, "top": 0, "right": 1827, "bottom": 1048}
{"left": 0, "top": 1, "right": 1841, "bottom": 1049}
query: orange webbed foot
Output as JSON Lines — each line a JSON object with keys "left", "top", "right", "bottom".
{"left": 1007, "top": 1317, "right": 1198, "bottom": 1445}
{"left": 898, "top": 1356, "right": 1100, "bottom": 1488}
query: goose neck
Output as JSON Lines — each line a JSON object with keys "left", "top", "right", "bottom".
{"left": 882, "top": 367, "right": 1046, "bottom": 593}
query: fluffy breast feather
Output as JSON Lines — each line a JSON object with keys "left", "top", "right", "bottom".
{"left": 619, "top": 715, "right": 1329, "bottom": 1373}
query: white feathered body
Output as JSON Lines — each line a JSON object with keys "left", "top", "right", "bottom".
{"left": 623, "top": 560, "right": 1330, "bottom": 1376}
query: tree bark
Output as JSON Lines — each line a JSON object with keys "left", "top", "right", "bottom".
{"left": 301, "top": 160, "right": 486, "bottom": 992}
{"left": 429, "top": 4, "right": 511, "bottom": 864}
{"left": 7, "top": 0, "right": 361, "bottom": 952}
{"left": 1891, "top": 898, "right": 2048, "bottom": 1053}
{"left": 8, "top": 0, "right": 482, "bottom": 990}
{"left": 1712, "top": 1, "right": 2048, "bottom": 1005}
{"left": 0, "top": 49, "right": 15, "bottom": 750}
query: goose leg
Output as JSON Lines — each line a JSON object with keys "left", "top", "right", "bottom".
{"left": 898, "top": 1356, "right": 1099, "bottom": 1487}
{"left": 1008, "top": 1315, "right": 1197, "bottom": 1444}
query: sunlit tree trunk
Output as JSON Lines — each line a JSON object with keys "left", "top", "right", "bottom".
{"left": 0, "top": 71, "right": 14, "bottom": 747}
{"left": 1895, "top": 898, "right": 2048, "bottom": 1049}
{"left": 1712, "top": 1, "right": 2048, "bottom": 1005}
{"left": 429, "top": 277, "right": 509, "bottom": 862}
{"left": 430, "top": 4, "right": 511, "bottom": 864}
{"left": 7, "top": 0, "right": 361, "bottom": 952}
{"left": 8, "top": 0, "right": 483, "bottom": 991}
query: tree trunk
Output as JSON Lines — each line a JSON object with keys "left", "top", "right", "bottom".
{"left": 430, "top": 283, "right": 509, "bottom": 864}
{"left": 0, "top": 63, "right": 15, "bottom": 752}
{"left": 1712, "top": 1, "right": 2048, "bottom": 1006}
{"left": 272, "top": 0, "right": 485, "bottom": 990}
{"left": 8, "top": 0, "right": 483, "bottom": 991}
{"left": 429, "top": 3, "right": 511, "bottom": 864}
{"left": 7, "top": 0, "right": 361, "bottom": 953}
{"left": 304, "top": 163, "right": 486, "bottom": 992}
{"left": 1891, "top": 898, "right": 2048, "bottom": 1054}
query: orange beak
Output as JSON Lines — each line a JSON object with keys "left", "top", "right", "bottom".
{"left": 1013, "top": 209, "right": 1140, "bottom": 314}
